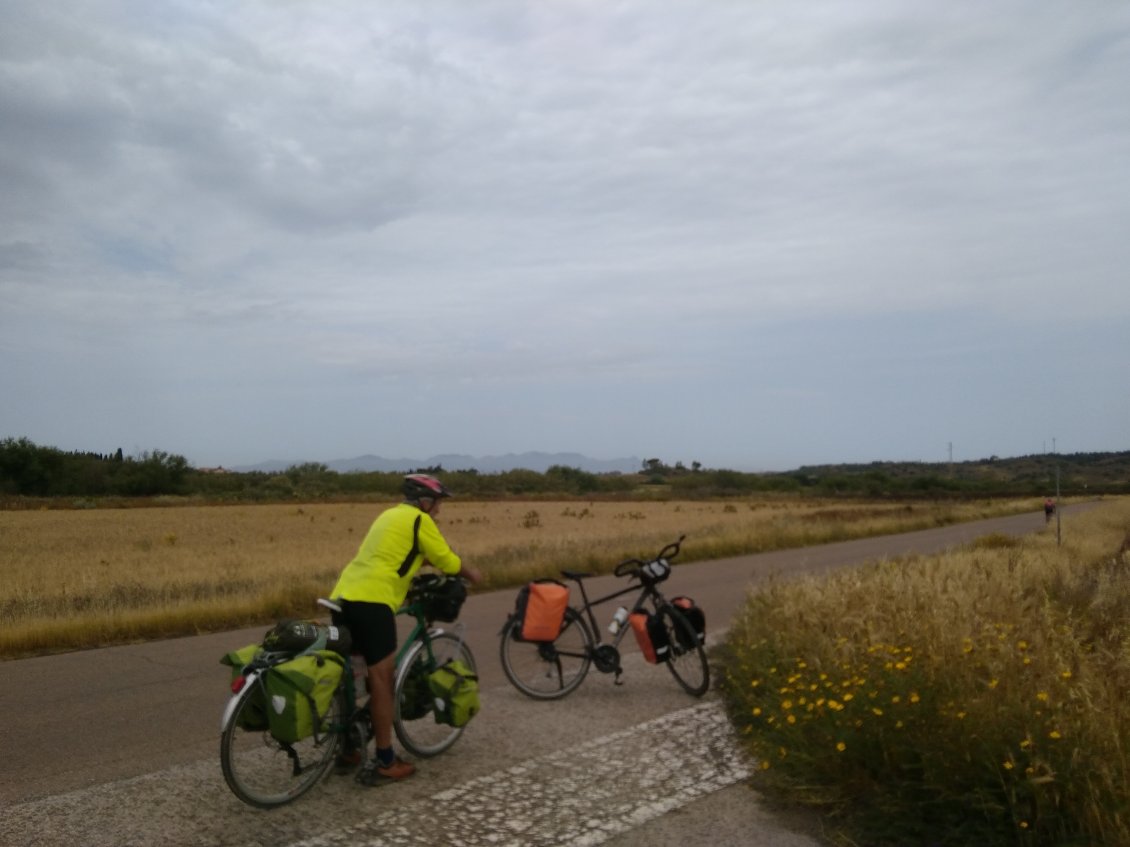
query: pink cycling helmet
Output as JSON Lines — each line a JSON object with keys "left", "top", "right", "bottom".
{"left": 403, "top": 473, "right": 452, "bottom": 502}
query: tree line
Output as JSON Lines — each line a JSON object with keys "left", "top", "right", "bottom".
{"left": 2, "top": 436, "right": 1125, "bottom": 504}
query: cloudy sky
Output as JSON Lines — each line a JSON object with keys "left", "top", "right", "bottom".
{"left": 2, "top": 1, "right": 1127, "bottom": 472}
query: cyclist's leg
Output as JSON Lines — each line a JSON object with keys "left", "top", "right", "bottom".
{"left": 368, "top": 653, "right": 396, "bottom": 752}
{"left": 339, "top": 600, "right": 415, "bottom": 781}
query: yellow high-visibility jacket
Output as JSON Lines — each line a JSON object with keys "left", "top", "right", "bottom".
{"left": 330, "top": 503, "right": 461, "bottom": 609}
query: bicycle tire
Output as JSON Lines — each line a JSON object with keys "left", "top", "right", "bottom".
{"left": 659, "top": 605, "right": 710, "bottom": 696}
{"left": 220, "top": 674, "right": 344, "bottom": 809}
{"left": 499, "top": 606, "right": 593, "bottom": 700}
{"left": 393, "top": 631, "right": 475, "bottom": 757}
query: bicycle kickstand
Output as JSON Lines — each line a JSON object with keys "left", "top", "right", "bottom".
{"left": 614, "top": 667, "right": 624, "bottom": 686}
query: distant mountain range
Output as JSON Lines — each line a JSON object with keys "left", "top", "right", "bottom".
{"left": 232, "top": 452, "right": 644, "bottom": 475}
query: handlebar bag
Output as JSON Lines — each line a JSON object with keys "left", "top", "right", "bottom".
{"left": 409, "top": 574, "right": 468, "bottom": 622}
{"left": 629, "top": 611, "right": 670, "bottom": 664}
{"left": 671, "top": 597, "right": 706, "bottom": 648}
{"left": 639, "top": 558, "right": 671, "bottom": 585}
{"left": 264, "top": 650, "right": 345, "bottom": 743}
{"left": 428, "top": 659, "right": 481, "bottom": 727}
{"left": 515, "top": 579, "right": 570, "bottom": 642}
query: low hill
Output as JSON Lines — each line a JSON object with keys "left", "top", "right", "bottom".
{"left": 784, "top": 450, "right": 1130, "bottom": 495}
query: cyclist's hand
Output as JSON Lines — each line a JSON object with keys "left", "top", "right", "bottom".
{"left": 460, "top": 564, "right": 485, "bottom": 586}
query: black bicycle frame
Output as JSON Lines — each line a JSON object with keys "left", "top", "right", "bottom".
{"left": 570, "top": 578, "right": 659, "bottom": 652}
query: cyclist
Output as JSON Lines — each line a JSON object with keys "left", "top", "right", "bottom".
{"left": 329, "top": 473, "right": 484, "bottom": 786}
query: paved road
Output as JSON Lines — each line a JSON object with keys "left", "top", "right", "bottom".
{"left": 0, "top": 506, "right": 1081, "bottom": 846}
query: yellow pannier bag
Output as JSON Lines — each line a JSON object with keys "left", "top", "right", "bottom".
{"left": 263, "top": 650, "right": 345, "bottom": 743}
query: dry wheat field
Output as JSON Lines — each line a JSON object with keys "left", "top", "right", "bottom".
{"left": 0, "top": 496, "right": 1038, "bottom": 658}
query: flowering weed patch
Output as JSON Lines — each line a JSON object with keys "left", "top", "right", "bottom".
{"left": 719, "top": 497, "right": 1130, "bottom": 846}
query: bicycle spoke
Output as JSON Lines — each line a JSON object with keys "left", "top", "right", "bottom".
{"left": 661, "top": 606, "right": 710, "bottom": 697}
{"left": 220, "top": 677, "right": 344, "bottom": 808}
{"left": 499, "top": 607, "right": 592, "bottom": 700}
{"left": 393, "top": 632, "right": 475, "bottom": 757}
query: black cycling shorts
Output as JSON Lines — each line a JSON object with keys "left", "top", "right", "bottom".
{"left": 333, "top": 600, "right": 397, "bottom": 666}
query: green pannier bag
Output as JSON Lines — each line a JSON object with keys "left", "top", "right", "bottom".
{"left": 427, "top": 659, "right": 480, "bottom": 728}
{"left": 263, "top": 650, "right": 345, "bottom": 743}
{"left": 221, "top": 644, "right": 262, "bottom": 682}
{"left": 220, "top": 644, "right": 268, "bottom": 730}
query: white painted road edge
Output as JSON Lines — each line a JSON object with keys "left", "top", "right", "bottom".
{"left": 288, "top": 701, "right": 754, "bottom": 847}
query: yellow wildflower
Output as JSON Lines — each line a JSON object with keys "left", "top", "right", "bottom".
{"left": 836, "top": 741, "right": 846, "bottom": 752}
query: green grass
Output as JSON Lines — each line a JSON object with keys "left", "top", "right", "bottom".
{"left": 717, "top": 497, "right": 1130, "bottom": 846}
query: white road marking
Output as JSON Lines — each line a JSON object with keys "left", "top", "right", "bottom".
{"left": 288, "top": 701, "right": 753, "bottom": 847}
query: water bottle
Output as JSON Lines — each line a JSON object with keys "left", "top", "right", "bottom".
{"left": 608, "top": 606, "right": 629, "bottom": 635}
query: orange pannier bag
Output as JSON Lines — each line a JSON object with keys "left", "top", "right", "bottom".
{"left": 630, "top": 610, "right": 670, "bottom": 664}
{"left": 516, "top": 579, "right": 570, "bottom": 641}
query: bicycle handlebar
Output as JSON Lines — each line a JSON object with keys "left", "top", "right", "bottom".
{"left": 613, "top": 535, "right": 686, "bottom": 579}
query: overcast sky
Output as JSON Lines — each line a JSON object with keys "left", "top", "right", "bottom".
{"left": 2, "top": 1, "right": 1128, "bottom": 472}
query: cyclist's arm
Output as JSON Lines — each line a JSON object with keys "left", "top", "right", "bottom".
{"left": 418, "top": 514, "right": 484, "bottom": 585}
{"left": 417, "top": 514, "right": 462, "bottom": 575}
{"left": 458, "top": 563, "right": 485, "bottom": 585}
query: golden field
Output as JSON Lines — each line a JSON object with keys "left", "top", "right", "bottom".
{"left": 1, "top": 496, "right": 1041, "bottom": 659}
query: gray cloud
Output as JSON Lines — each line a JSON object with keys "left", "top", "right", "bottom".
{"left": 1, "top": 1, "right": 1128, "bottom": 469}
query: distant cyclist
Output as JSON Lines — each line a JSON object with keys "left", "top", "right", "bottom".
{"left": 329, "top": 473, "right": 484, "bottom": 786}
{"left": 1044, "top": 497, "right": 1056, "bottom": 524}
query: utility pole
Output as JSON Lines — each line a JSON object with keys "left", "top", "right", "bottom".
{"left": 948, "top": 442, "right": 953, "bottom": 478}
{"left": 1055, "top": 463, "right": 1062, "bottom": 546}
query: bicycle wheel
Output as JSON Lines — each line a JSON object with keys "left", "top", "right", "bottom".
{"left": 220, "top": 674, "right": 344, "bottom": 809}
{"left": 499, "top": 606, "right": 593, "bottom": 700}
{"left": 393, "top": 631, "right": 475, "bottom": 758}
{"left": 659, "top": 605, "right": 710, "bottom": 696}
